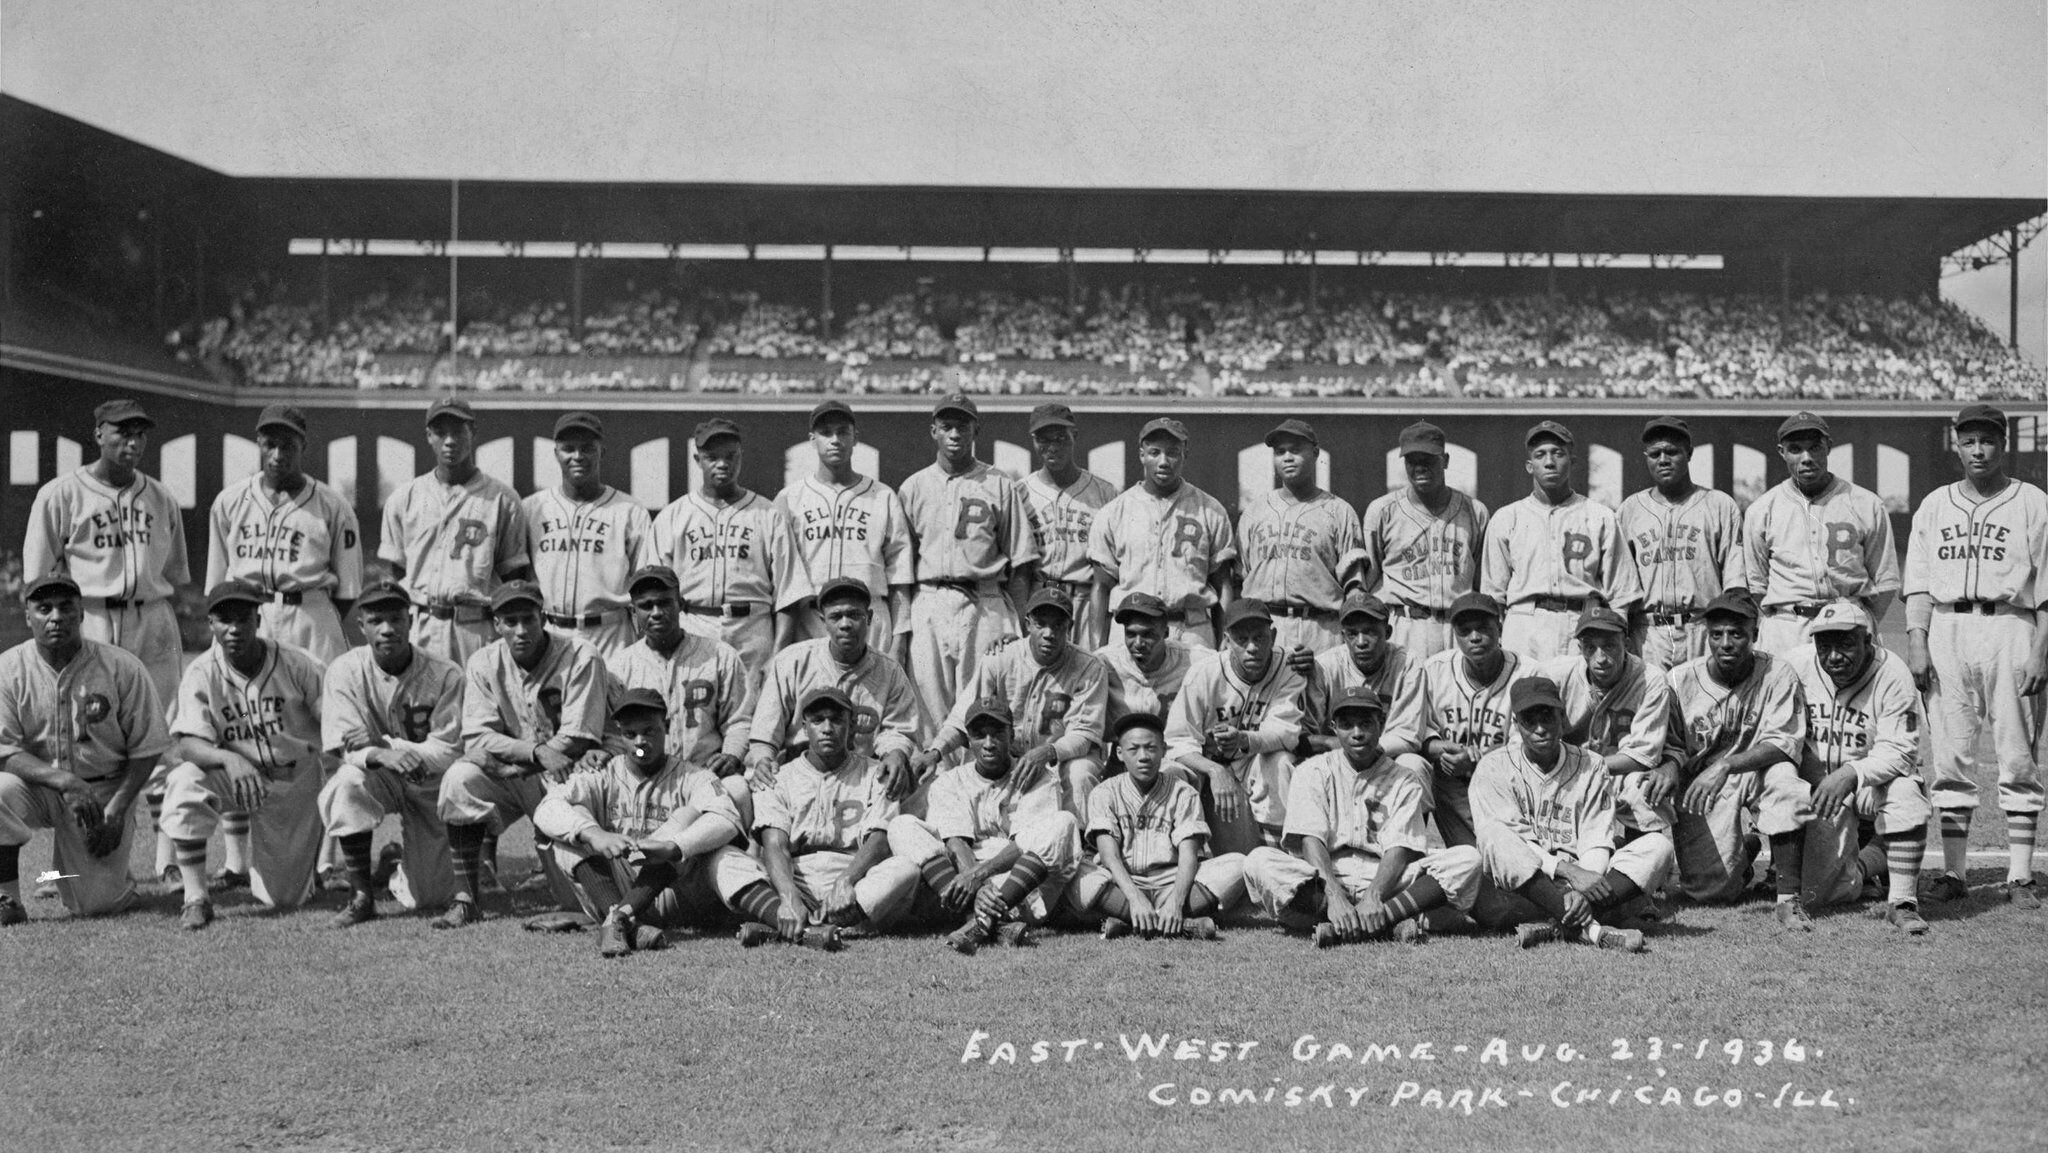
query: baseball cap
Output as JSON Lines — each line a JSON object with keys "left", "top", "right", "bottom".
{"left": 552, "top": 411, "right": 603, "bottom": 438}
{"left": 932, "top": 393, "right": 979, "bottom": 421}
{"left": 204, "top": 580, "right": 266, "bottom": 612}
{"left": 424, "top": 398, "right": 475, "bottom": 427}
{"left": 798, "top": 686, "right": 856, "bottom": 716}
{"left": 810, "top": 398, "right": 855, "bottom": 428}
{"left": 816, "top": 576, "right": 873, "bottom": 608}
{"left": 1525, "top": 420, "right": 1574, "bottom": 448}
{"left": 22, "top": 573, "right": 81, "bottom": 602}
{"left": 1024, "top": 586, "right": 1074, "bottom": 620}
{"left": 255, "top": 404, "right": 309, "bottom": 437}
{"left": 963, "top": 697, "right": 1014, "bottom": 730}
{"left": 1953, "top": 404, "right": 2007, "bottom": 433}
{"left": 1641, "top": 416, "right": 1691, "bottom": 444}
{"left": 1700, "top": 587, "right": 1758, "bottom": 622}
{"left": 1113, "top": 592, "right": 1170, "bottom": 624}
{"left": 1574, "top": 605, "right": 1628, "bottom": 637}
{"left": 1448, "top": 591, "right": 1503, "bottom": 624}
{"left": 1338, "top": 590, "right": 1392, "bottom": 624}
{"left": 1806, "top": 600, "right": 1873, "bottom": 636}
{"left": 626, "top": 565, "right": 680, "bottom": 595}
{"left": 692, "top": 417, "right": 742, "bottom": 448}
{"left": 355, "top": 578, "right": 412, "bottom": 611}
{"left": 1263, "top": 419, "right": 1318, "bottom": 448}
{"left": 1397, "top": 421, "right": 1446, "bottom": 456}
{"left": 611, "top": 687, "right": 667, "bottom": 719}
{"left": 1029, "top": 403, "right": 1077, "bottom": 434}
{"left": 1139, "top": 417, "right": 1190, "bottom": 444}
{"left": 1510, "top": 676, "right": 1566, "bottom": 717}
{"left": 1328, "top": 688, "right": 1387, "bottom": 720}
{"left": 1776, "top": 411, "right": 1830, "bottom": 442}
{"left": 93, "top": 399, "right": 154, "bottom": 428}
{"left": 1220, "top": 598, "right": 1273, "bottom": 632}
{"left": 1110, "top": 711, "right": 1166, "bottom": 742}
{"left": 489, "top": 581, "right": 546, "bottom": 614}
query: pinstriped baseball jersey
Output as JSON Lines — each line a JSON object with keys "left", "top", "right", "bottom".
{"left": 24, "top": 469, "right": 190, "bottom": 600}
{"left": 751, "top": 639, "right": 923, "bottom": 759}
{"left": 1024, "top": 469, "right": 1119, "bottom": 585}
{"left": 522, "top": 486, "right": 654, "bottom": 619}
{"left": 927, "top": 761, "right": 1062, "bottom": 842}
{"left": 1616, "top": 486, "right": 1745, "bottom": 610}
{"left": 1470, "top": 743, "right": 1615, "bottom": 863}
{"left": 607, "top": 634, "right": 755, "bottom": 762}
{"left": 1086, "top": 774, "right": 1209, "bottom": 874}
{"left": 1788, "top": 647, "right": 1920, "bottom": 788}
{"left": 320, "top": 645, "right": 465, "bottom": 770}
{"left": 1663, "top": 652, "right": 1805, "bottom": 770}
{"left": 461, "top": 632, "right": 612, "bottom": 769}
{"left": 775, "top": 475, "right": 916, "bottom": 599}
{"left": 1093, "top": 639, "right": 1193, "bottom": 725}
{"left": 536, "top": 756, "right": 732, "bottom": 842}
{"left": 900, "top": 460, "right": 1040, "bottom": 582}
{"left": 206, "top": 476, "right": 362, "bottom": 597}
{"left": 653, "top": 490, "right": 809, "bottom": 610}
{"left": 1482, "top": 493, "right": 1642, "bottom": 610}
{"left": 1903, "top": 480, "right": 2048, "bottom": 608}
{"left": 1281, "top": 749, "right": 1429, "bottom": 856}
{"left": 1305, "top": 644, "right": 1426, "bottom": 752}
{"left": 753, "top": 751, "right": 898, "bottom": 853}
{"left": 1163, "top": 653, "right": 1307, "bottom": 764}
{"left": 378, "top": 472, "right": 530, "bottom": 604}
{"left": 1741, "top": 477, "right": 1900, "bottom": 609}
{"left": 1532, "top": 653, "right": 1672, "bottom": 771}
{"left": 1237, "top": 488, "right": 1367, "bottom": 612}
{"left": 170, "top": 641, "right": 326, "bottom": 780}
{"left": 1418, "top": 650, "right": 1527, "bottom": 754}
{"left": 1360, "top": 488, "right": 1489, "bottom": 610}
{"left": 1087, "top": 482, "right": 1238, "bottom": 612}
{"left": 0, "top": 639, "right": 170, "bottom": 782}
{"left": 939, "top": 644, "right": 1109, "bottom": 758}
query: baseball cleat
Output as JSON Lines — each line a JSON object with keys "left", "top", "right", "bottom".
{"left": 598, "top": 907, "right": 636, "bottom": 958}
{"left": 1100, "top": 917, "right": 1133, "bottom": 940}
{"left": 431, "top": 899, "right": 478, "bottom": 930}
{"left": 1311, "top": 922, "right": 1341, "bottom": 949}
{"left": 522, "top": 911, "right": 596, "bottom": 933}
{"left": 632, "top": 924, "right": 667, "bottom": 952}
{"left": 944, "top": 920, "right": 991, "bottom": 955}
{"left": 208, "top": 869, "right": 250, "bottom": 893}
{"left": 318, "top": 866, "right": 352, "bottom": 893}
{"left": 1924, "top": 874, "right": 1970, "bottom": 903}
{"left": 0, "top": 894, "right": 26, "bottom": 927}
{"left": 372, "top": 844, "right": 404, "bottom": 894}
{"left": 736, "top": 921, "right": 779, "bottom": 948}
{"left": 1882, "top": 902, "right": 1929, "bottom": 935}
{"left": 1774, "top": 899, "right": 1815, "bottom": 932}
{"left": 991, "top": 921, "right": 1030, "bottom": 948}
{"left": 1593, "top": 926, "right": 1646, "bottom": 952}
{"left": 800, "top": 925, "right": 844, "bottom": 952}
{"left": 1390, "top": 919, "right": 1427, "bottom": 945}
{"left": 180, "top": 900, "right": 214, "bottom": 932}
{"left": 1999, "top": 879, "right": 2042, "bottom": 909}
{"left": 1514, "top": 922, "right": 1558, "bottom": 949}
{"left": 160, "top": 864, "right": 182, "bottom": 885}
{"left": 329, "top": 893, "right": 377, "bottom": 929}
{"left": 1180, "top": 917, "right": 1220, "bottom": 941}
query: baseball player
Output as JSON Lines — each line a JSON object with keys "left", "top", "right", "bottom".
{"left": 654, "top": 418, "right": 811, "bottom": 692}
{"left": 522, "top": 410, "right": 654, "bottom": 660}
{"left": 379, "top": 398, "right": 533, "bottom": 666}
{"left": 1664, "top": 589, "right": 1819, "bottom": 928}
{"left": 607, "top": 565, "right": 755, "bottom": 781}
{"left": 1904, "top": 404, "right": 2048, "bottom": 907}
{"left": 318, "top": 578, "right": 466, "bottom": 928}
{"left": 913, "top": 587, "right": 1109, "bottom": 821}
{"left": 1022, "top": 403, "right": 1120, "bottom": 652}
{"left": 1360, "top": 421, "right": 1490, "bottom": 660}
{"left": 1067, "top": 712, "right": 1247, "bottom": 939}
{"left": 746, "top": 576, "right": 922, "bottom": 791}
{"left": 1241, "top": 418, "right": 1367, "bottom": 671}
{"left": 887, "top": 698, "right": 1084, "bottom": 953}
{"left": 1093, "top": 593, "right": 1196, "bottom": 728}
{"left": 1164, "top": 599, "right": 1307, "bottom": 856}
{"left": 158, "top": 581, "right": 329, "bottom": 929}
{"left": 1245, "top": 689, "right": 1482, "bottom": 947}
{"left": 0, "top": 574, "right": 169, "bottom": 924}
{"left": 1741, "top": 411, "right": 1901, "bottom": 656}
{"left": 1471, "top": 676, "right": 1672, "bottom": 953}
{"left": 1300, "top": 592, "right": 1428, "bottom": 766}
{"left": 1482, "top": 420, "right": 1641, "bottom": 661}
{"left": 1616, "top": 416, "right": 1745, "bottom": 668}
{"left": 776, "top": 399, "right": 916, "bottom": 663}
{"left": 1416, "top": 591, "right": 1529, "bottom": 848}
{"left": 1088, "top": 417, "right": 1237, "bottom": 650}
{"left": 1790, "top": 601, "right": 1931, "bottom": 933}
{"left": 898, "top": 392, "right": 1041, "bottom": 728}
{"left": 1535, "top": 605, "right": 1681, "bottom": 841}
{"left": 434, "top": 581, "right": 610, "bottom": 929}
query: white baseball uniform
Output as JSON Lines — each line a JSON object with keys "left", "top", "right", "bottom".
{"left": 379, "top": 472, "right": 531, "bottom": 666}
{"left": 1741, "top": 477, "right": 1901, "bottom": 655}
{"left": 1534, "top": 653, "right": 1675, "bottom": 833}
{"left": 899, "top": 459, "right": 1041, "bottom": 728}
{"left": 535, "top": 753, "right": 746, "bottom": 926}
{"left": 776, "top": 475, "right": 916, "bottom": 651}
{"left": 1088, "top": 482, "right": 1237, "bottom": 650}
{"left": 1482, "top": 493, "right": 1642, "bottom": 662}
{"left": 1361, "top": 488, "right": 1490, "bottom": 659}
{"left": 653, "top": 489, "right": 810, "bottom": 690}
{"left": 206, "top": 476, "right": 363, "bottom": 664}
{"left": 1616, "top": 486, "right": 1745, "bottom": 668}
{"left": 940, "top": 643, "right": 1110, "bottom": 820}
{"left": 1664, "top": 651, "right": 1810, "bottom": 902}
{"left": 885, "top": 763, "right": 1083, "bottom": 925}
{"left": 1093, "top": 638, "right": 1194, "bottom": 727}
{"left": 1068, "top": 773, "right": 1248, "bottom": 917}
{"left": 1238, "top": 488, "right": 1367, "bottom": 655}
{"left": 750, "top": 639, "right": 925, "bottom": 763}
{"left": 1471, "top": 742, "right": 1674, "bottom": 895}
{"left": 720, "top": 750, "right": 921, "bottom": 929}
{"left": 1164, "top": 651, "right": 1306, "bottom": 854}
{"left": 607, "top": 633, "right": 755, "bottom": 767}
{"left": 1024, "top": 468, "right": 1120, "bottom": 651}
{"left": 442, "top": 631, "right": 612, "bottom": 840}
{"left": 1789, "top": 645, "right": 1929, "bottom": 907}
{"left": 522, "top": 485, "right": 654, "bottom": 659}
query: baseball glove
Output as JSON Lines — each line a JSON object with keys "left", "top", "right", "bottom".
{"left": 83, "top": 819, "right": 124, "bottom": 859}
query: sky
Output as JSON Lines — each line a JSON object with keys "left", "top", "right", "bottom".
{"left": 5, "top": 0, "right": 2042, "bottom": 355}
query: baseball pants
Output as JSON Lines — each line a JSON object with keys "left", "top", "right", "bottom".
{"left": 714, "top": 848, "right": 922, "bottom": 930}
{"left": 682, "top": 608, "right": 775, "bottom": 692}
{"left": 1190, "top": 750, "right": 1295, "bottom": 857}
{"left": 564, "top": 611, "right": 638, "bottom": 662}
{"left": 1754, "top": 612, "right": 1814, "bottom": 659}
{"left": 261, "top": 591, "right": 350, "bottom": 665}
{"left": 0, "top": 774, "right": 138, "bottom": 916}
{"left": 1479, "top": 825, "right": 1674, "bottom": 894}
{"left": 1671, "top": 762, "right": 1813, "bottom": 902}
{"left": 411, "top": 612, "right": 493, "bottom": 668}
{"left": 1424, "top": 758, "right": 1478, "bottom": 847}
{"left": 1927, "top": 607, "right": 2044, "bottom": 816}
{"left": 439, "top": 762, "right": 581, "bottom": 910}
{"left": 318, "top": 764, "right": 457, "bottom": 910}
{"left": 1062, "top": 582, "right": 1109, "bottom": 654}
{"left": 1068, "top": 853, "right": 1248, "bottom": 919}
{"left": 82, "top": 598, "right": 182, "bottom": 713}
{"left": 1794, "top": 776, "right": 1930, "bottom": 909}
{"left": 908, "top": 584, "right": 1020, "bottom": 728}
{"left": 1169, "top": 607, "right": 1217, "bottom": 652}
{"left": 1501, "top": 606, "right": 1578, "bottom": 663}
{"left": 1271, "top": 613, "right": 1342, "bottom": 657}
{"left": 1388, "top": 613, "right": 1454, "bottom": 661}
{"left": 158, "top": 762, "right": 322, "bottom": 909}
{"left": 886, "top": 811, "right": 1082, "bottom": 924}
{"left": 1058, "top": 755, "right": 1105, "bottom": 826}
{"left": 1633, "top": 619, "right": 1706, "bottom": 670}
{"left": 551, "top": 840, "right": 748, "bottom": 929}
{"left": 1244, "top": 844, "right": 1481, "bottom": 916}
{"left": 1614, "top": 768, "right": 1675, "bottom": 834}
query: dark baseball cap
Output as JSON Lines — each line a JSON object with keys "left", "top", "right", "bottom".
{"left": 1525, "top": 420, "right": 1574, "bottom": 448}
{"left": 1329, "top": 688, "right": 1387, "bottom": 719}
{"left": 1024, "top": 586, "right": 1074, "bottom": 620}
{"left": 1140, "top": 417, "right": 1190, "bottom": 444}
{"left": 810, "top": 399, "right": 855, "bottom": 428}
{"left": 1397, "top": 421, "right": 1446, "bottom": 456}
{"left": 1113, "top": 592, "right": 1170, "bottom": 624}
{"left": 1264, "top": 418, "right": 1318, "bottom": 448}
{"left": 1029, "top": 403, "right": 1077, "bottom": 433}
{"left": 23, "top": 573, "right": 81, "bottom": 602}
{"left": 1220, "top": 598, "right": 1272, "bottom": 632}
{"left": 932, "top": 393, "right": 979, "bottom": 421}
{"left": 204, "top": 580, "right": 266, "bottom": 612}
{"left": 611, "top": 687, "right": 668, "bottom": 719}
{"left": 489, "top": 581, "right": 546, "bottom": 614}
{"left": 1448, "top": 590, "right": 1503, "bottom": 623}
{"left": 626, "top": 565, "right": 680, "bottom": 595}
{"left": 424, "top": 398, "right": 475, "bottom": 427}
{"left": 963, "top": 697, "right": 1014, "bottom": 730}
{"left": 1110, "top": 711, "right": 1167, "bottom": 742}
{"left": 1338, "top": 590, "right": 1392, "bottom": 624}
{"left": 1509, "top": 676, "right": 1566, "bottom": 717}
{"left": 692, "top": 417, "right": 742, "bottom": 448}
{"left": 256, "top": 404, "right": 309, "bottom": 437}
{"left": 1953, "top": 404, "right": 2007, "bottom": 433}
{"left": 1574, "top": 605, "right": 1628, "bottom": 637}
{"left": 1641, "top": 416, "right": 1691, "bottom": 444}
{"left": 1776, "top": 411, "right": 1830, "bottom": 442}
{"left": 798, "top": 686, "right": 856, "bottom": 716}
{"left": 1701, "top": 587, "right": 1758, "bottom": 622}
{"left": 553, "top": 411, "right": 603, "bottom": 438}
{"left": 816, "top": 576, "right": 873, "bottom": 608}
{"left": 93, "top": 399, "right": 153, "bottom": 428}
{"left": 356, "top": 578, "right": 412, "bottom": 610}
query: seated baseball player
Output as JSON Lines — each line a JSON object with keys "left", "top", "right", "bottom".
{"left": 605, "top": 564, "right": 755, "bottom": 780}
{"left": 435, "top": 581, "right": 610, "bottom": 928}
{"left": 159, "top": 581, "right": 330, "bottom": 929}
{"left": 1301, "top": 592, "right": 1427, "bottom": 763}
{"left": 0, "top": 575, "right": 169, "bottom": 925}
{"left": 915, "top": 587, "right": 1108, "bottom": 821}
{"left": 1092, "top": 592, "right": 1195, "bottom": 729}
{"left": 535, "top": 688, "right": 752, "bottom": 958}
{"left": 1472, "top": 676, "right": 1673, "bottom": 953}
{"left": 745, "top": 577, "right": 922, "bottom": 793}
{"left": 1416, "top": 591, "right": 1529, "bottom": 848}
{"left": 888, "top": 698, "right": 1083, "bottom": 954}
{"left": 1067, "top": 712, "right": 1246, "bottom": 940}
{"left": 1790, "top": 601, "right": 1932, "bottom": 934}
{"left": 318, "top": 578, "right": 467, "bottom": 928}
{"left": 1165, "top": 599, "right": 1306, "bottom": 856}
{"left": 1536, "top": 605, "right": 1682, "bottom": 847}
{"left": 1245, "top": 688, "right": 1479, "bottom": 946}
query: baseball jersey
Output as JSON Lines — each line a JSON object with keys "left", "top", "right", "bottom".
{"left": 320, "top": 645, "right": 465, "bottom": 775}
{"left": 1663, "top": 652, "right": 1806, "bottom": 772}
{"left": 1093, "top": 639, "right": 1194, "bottom": 725}
{"left": 24, "top": 468, "right": 190, "bottom": 601}
{"left": 170, "top": 640, "right": 327, "bottom": 780}
{"left": 1086, "top": 773, "right": 1210, "bottom": 876}
{"left": 940, "top": 644, "right": 1109, "bottom": 762}
{"left": 652, "top": 490, "right": 809, "bottom": 610}
{"left": 1470, "top": 742, "right": 1616, "bottom": 871}
{"left": 1164, "top": 652, "right": 1307, "bottom": 765}
{"left": 1361, "top": 488, "right": 1489, "bottom": 610}
{"left": 1024, "top": 469, "right": 1120, "bottom": 585}
{"left": 1418, "top": 650, "right": 1528, "bottom": 755}
{"left": 1088, "top": 482, "right": 1238, "bottom": 613}
{"left": 1533, "top": 653, "right": 1673, "bottom": 772}
{"left": 521, "top": 486, "right": 654, "bottom": 619}
{"left": 1789, "top": 647, "right": 1920, "bottom": 789}
{"left": 927, "top": 761, "right": 1063, "bottom": 843}
{"left": 1304, "top": 644, "right": 1427, "bottom": 755}
{"left": 206, "top": 476, "right": 363, "bottom": 598}
{"left": 378, "top": 471, "right": 530, "bottom": 606}
{"left": 607, "top": 634, "right": 755, "bottom": 763}
{"left": 1902, "top": 480, "right": 2048, "bottom": 609}
{"left": 899, "top": 460, "right": 1040, "bottom": 582}
{"left": 775, "top": 475, "right": 916, "bottom": 605}
{"left": 1280, "top": 749, "right": 1430, "bottom": 858}
{"left": 1616, "top": 486, "right": 1745, "bottom": 610}
{"left": 751, "top": 639, "right": 923, "bottom": 759}
{"left": 753, "top": 750, "right": 899, "bottom": 854}
{"left": 0, "top": 639, "right": 169, "bottom": 782}
{"left": 1482, "top": 492, "right": 1642, "bottom": 610}
{"left": 1741, "top": 477, "right": 1901, "bottom": 609}
{"left": 535, "top": 755, "right": 735, "bottom": 842}
{"left": 1237, "top": 488, "right": 1366, "bottom": 612}
{"left": 461, "top": 631, "right": 612, "bottom": 767}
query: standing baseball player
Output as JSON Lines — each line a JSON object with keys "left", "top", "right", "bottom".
{"left": 654, "top": 418, "right": 810, "bottom": 692}
{"left": 1534, "top": 606, "right": 1681, "bottom": 843}
{"left": 607, "top": 565, "right": 755, "bottom": 781}
{"left": 1093, "top": 592, "right": 1195, "bottom": 728}
{"left": 1904, "top": 404, "right": 2048, "bottom": 906}
{"left": 777, "top": 399, "right": 916, "bottom": 663}
{"left": 1165, "top": 599, "right": 1307, "bottom": 856}
{"left": 1022, "top": 403, "right": 1119, "bottom": 653}
{"left": 379, "top": 398, "right": 532, "bottom": 666}
{"left": 1301, "top": 592, "right": 1428, "bottom": 767}
{"left": 1361, "top": 421, "right": 1489, "bottom": 660}
{"left": 1088, "top": 417, "right": 1237, "bottom": 650}
{"left": 1239, "top": 418, "right": 1367, "bottom": 669}
{"left": 1482, "top": 420, "right": 1641, "bottom": 661}
{"left": 1616, "top": 416, "right": 1745, "bottom": 668}
{"left": 0, "top": 574, "right": 169, "bottom": 924}
{"left": 523, "top": 410, "right": 653, "bottom": 660}
{"left": 899, "top": 393, "right": 1040, "bottom": 729}
{"left": 159, "top": 580, "right": 329, "bottom": 929}
{"left": 1742, "top": 411, "right": 1901, "bottom": 656}
{"left": 1416, "top": 591, "right": 1529, "bottom": 848}
{"left": 746, "top": 576, "right": 922, "bottom": 791}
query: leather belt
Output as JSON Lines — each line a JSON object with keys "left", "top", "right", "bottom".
{"left": 546, "top": 611, "right": 617, "bottom": 628}
{"left": 1645, "top": 605, "right": 1694, "bottom": 628}
{"left": 685, "top": 603, "right": 756, "bottom": 619}
{"left": 1396, "top": 602, "right": 1448, "bottom": 621}
{"left": 1764, "top": 603, "right": 1823, "bottom": 618}
{"left": 92, "top": 596, "right": 156, "bottom": 611}
{"left": 1949, "top": 600, "right": 2002, "bottom": 616}
{"left": 921, "top": 578, "right": 991, "bottom": 596}
{"left": 267, "top": 590, "right": 305, "bottom": 606}
{"left": 424, "top": 599, "right": 488, "bottom": 623}
{"left": 1266, "top": 601, "right": 1330, "bottom": 620}
{"left": 1530, "top": 595, "right": 1585, "bottom": 614}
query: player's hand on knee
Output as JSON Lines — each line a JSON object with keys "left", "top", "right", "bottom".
{"left": 703, "top": 753, "right": 744, "bottom": 780}
{"left": 878, "top": 752, "right": 913, "bottom": 800}
{"left": 586, "top": 830, "right": 635, "bottom": 860}
{"left": 1644, "top": 762, "right": 1681, "bottom": 807}
{"left": 533, "top": 745, "right": 576, "bottom": 783}
{"left": 984, "top": 634, "right": 1019, "bottom": 656}
{"left": 575, "top": 748, "right": 611, "bottom": 775}
{"left": 1560, "top": 862, "right": 1609, "bottom": 903}
{"left": 910, "top": 748, "right": 947, "bottom": 782}
{"left": 1208, "top": 771, "right": 1245, "bottom": 823}
{"left": 1681, "top": 763, "right": 1728, "bottom": 814}
{"left": 1813, "top": 767, "right": 1857, "bottom": 821}
{"left": 746, "top": 753, "right": 780, "bottom": 792}
{"left": 1284, "top": 645, "right": 1316, "bottom": 677}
